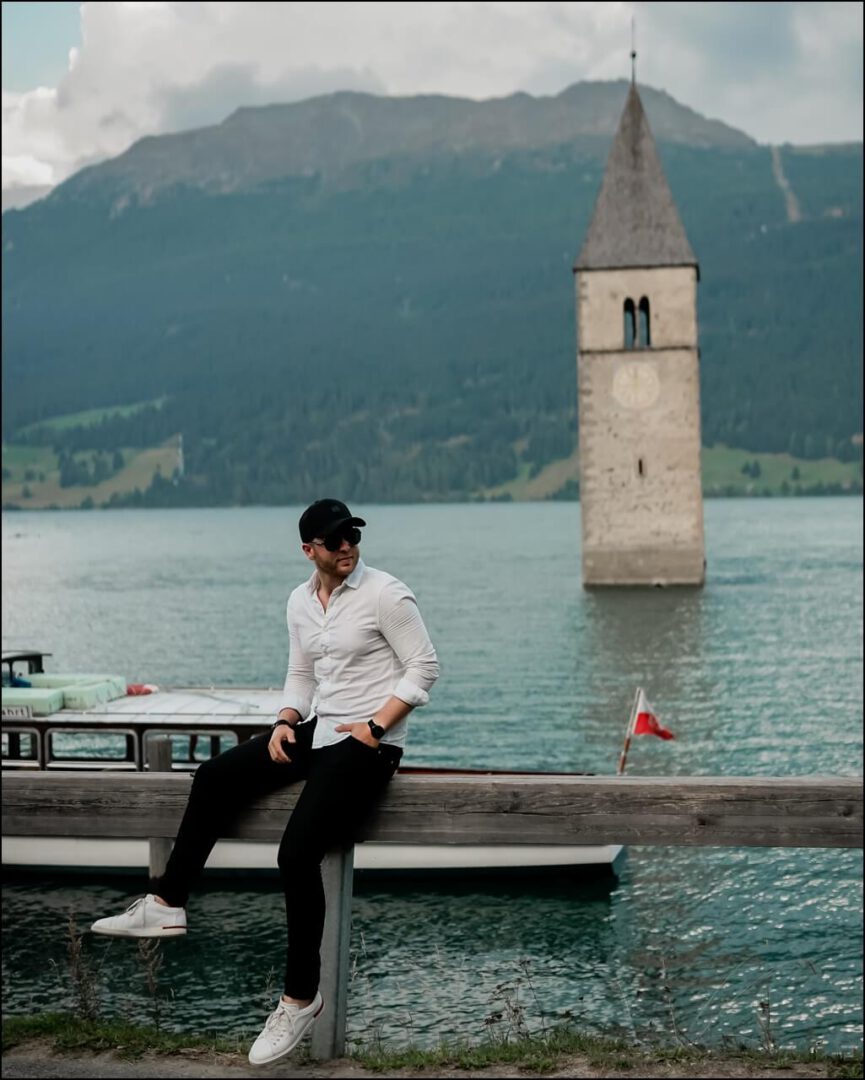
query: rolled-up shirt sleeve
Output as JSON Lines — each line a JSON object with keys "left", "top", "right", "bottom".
{"left": 281, "top": 595, "right": 316, "bottom": 718}
{"left": 379, "top": 580, "right": 439, "bottom": 707}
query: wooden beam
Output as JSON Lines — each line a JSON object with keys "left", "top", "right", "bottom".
{"left": 3, "top": 773, "right": 861, "bottom": 848}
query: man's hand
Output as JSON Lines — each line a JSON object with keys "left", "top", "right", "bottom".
{"left": 268, "top": 723, "right": 297, "bottom": 764}
{"left": 335, "top": 721, "right": 380, "bottom": 747}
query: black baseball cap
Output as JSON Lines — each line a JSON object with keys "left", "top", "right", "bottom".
{"left": 299, "top": 499, "right": 366, "bottom": 543}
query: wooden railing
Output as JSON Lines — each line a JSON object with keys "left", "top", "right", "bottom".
{"left": 2, "top": 764, "right": 861, "bottom": 1059}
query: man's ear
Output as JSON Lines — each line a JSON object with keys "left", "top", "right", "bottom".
{"left": 301, "top": 544, "right": 315, "bottom": 562}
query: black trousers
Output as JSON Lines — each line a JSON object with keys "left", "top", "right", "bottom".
{"left": 153, "top": 718, "right": 401, "bottom": 999}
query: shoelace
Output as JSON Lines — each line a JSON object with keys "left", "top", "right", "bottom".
{"left": 263, "top": 1006, "right": 295, "bottom": 1039}
{"left": 124, "top": 898, "right": 145, "bottom": 916}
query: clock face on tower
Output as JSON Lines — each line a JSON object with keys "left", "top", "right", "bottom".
{"left": 612, "top": 362, "right": 661, "bottom": 409}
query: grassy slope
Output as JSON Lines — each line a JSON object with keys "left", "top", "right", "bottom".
{"left": 1, "top": 441, "right": 179, "bottom": 509}
{"left": 2, "top": 409, "right": 861, "bottom": 509}
{"left": 2, "top": 440, "right": 861, "bottom": 508}
{"left": 700, "top": 445, "right": 862, "bottom": 494}
{"left": 483, "top": 445, "right": 863, "bottom": 501}
{"left": 14, "top": 398, "right": 166, "bottom": 439}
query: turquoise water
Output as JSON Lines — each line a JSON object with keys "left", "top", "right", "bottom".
{"left": 1, "top": 499, "right": 862, "bottom": 1052}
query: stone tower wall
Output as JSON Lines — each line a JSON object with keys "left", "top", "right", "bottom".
{"left": 577, "top": 265, "right": 705, "bottom": 586}
{"left": 578, "top": 267, "right": 698, "bottom": 351}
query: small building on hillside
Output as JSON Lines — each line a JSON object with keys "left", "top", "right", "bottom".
{"left": 574, "top": 82, "right": 705, "bottom": 587}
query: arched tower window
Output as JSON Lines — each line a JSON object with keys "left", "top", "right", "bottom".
{"left": 623, "top": 299, "right": 636, "bottom": 350}
{"left": 638, "top": 297, "right": 651, "bottom": 348}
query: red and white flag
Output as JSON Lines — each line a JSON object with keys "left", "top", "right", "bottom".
{"left": 632, "top": 688, "right": 675, "bottom": 740}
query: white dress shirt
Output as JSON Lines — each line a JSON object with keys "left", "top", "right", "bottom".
{"left": 281, "top": 559, "right": 439, "bottom": 749}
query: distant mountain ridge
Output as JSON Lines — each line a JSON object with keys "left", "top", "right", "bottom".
{"left": 2, "top": 80, "right": 861, "bottom": 506}
{"left": 53, "top": 80, "right": 754, "bottom": 205}
{"left": 1, "top": 185, "right": 54, "bottom": 213}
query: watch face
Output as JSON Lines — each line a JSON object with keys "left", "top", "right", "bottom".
{"left": 612, "top": 362, "right": 661, "bottom": 409}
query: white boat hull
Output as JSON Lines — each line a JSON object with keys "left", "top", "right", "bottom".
{"left": 2, "top": 836, "right": 625, "bottom": 876}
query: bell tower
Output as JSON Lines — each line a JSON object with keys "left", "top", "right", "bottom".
{"left": 574, "top": 82, "right": 705, "bottom": 586}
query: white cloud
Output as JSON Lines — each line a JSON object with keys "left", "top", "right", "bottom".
{"left": 2, "top": 1, "right": 862, "bottom": 193}
{"left": 3, "top": 87, "right": 65, "bottom": 189}
{"left": 2, "top": 152, "right": 55, "bottom": 188}
{"left": 633, "top": 1, "right": 863, "bottom": 144}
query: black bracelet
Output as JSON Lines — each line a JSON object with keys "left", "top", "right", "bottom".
{"left": 271, "top": 717, "right": 297, "bottom": 732}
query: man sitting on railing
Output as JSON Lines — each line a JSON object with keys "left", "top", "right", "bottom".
{"left": 90, "top": 498, "right": 440, "bottom": 1066}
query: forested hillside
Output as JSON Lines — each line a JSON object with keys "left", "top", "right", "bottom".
{"left": 2, "top": 82, "right": 861, "bottom": 505}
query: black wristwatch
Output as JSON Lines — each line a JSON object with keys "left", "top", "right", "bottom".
{"left": 368, "top": 719, "right": 386, "bottom": 740}
{"left": 272, "top": 715, "right": 298, "bottom": 732}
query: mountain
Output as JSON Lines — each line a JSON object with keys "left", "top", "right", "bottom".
{"left": 2, "top": 81, "right": 862, "bottom": 506}
{"left": 1, "top": 185, "right": 53, "bottom": 213}
{"left": 48, "top": 80, "right": 755, "bottom": 205}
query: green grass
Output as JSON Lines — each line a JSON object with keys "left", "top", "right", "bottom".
{"left": 0, "top": 443, "right": 56, "bottom": 474}
{"left": 701, "top": 444, "right": 862, "bottom": 496}
{"left": 485, "top": 443, "right": 862, "bottom": 501}
{"left": 354, "top": 1027, "right": 863, "bottom": 1076}
{"left": 2, "top": 1013, "right": 246, "bottom": 1060}
{"left": 3, "top": 430, "right": 861, "bottom": 508}
{"left": 3, "top": 1014, "right": 862, "bottom": 1076}
{"left": 14, "top": 397, "right": 166, "bottom": 439}
{"left": 1, "top": 441, "right": 179, "bottom": 509}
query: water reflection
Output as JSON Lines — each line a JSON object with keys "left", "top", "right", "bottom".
{"left": 571, "top": 586, "right": 709, "bottom": 772}
{"left": 350, "top": 875, "right": 620, "bottom": 1046}
{"left": 1, "top": 870, "right": 619, "bottom": 1046}
{"left": 7, "top": 854, "right": 858, "bottom": 1053}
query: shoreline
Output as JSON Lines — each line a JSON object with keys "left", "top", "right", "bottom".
{"left": 2, "top": 489, "right": 864, "bottom": 513}
{"left": 3, "top": 1017, "right": 862, "bottom": 1080}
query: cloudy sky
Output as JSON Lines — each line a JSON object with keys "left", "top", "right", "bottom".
{"left": 2, "top": 1, "right": 862, "bottom": 196}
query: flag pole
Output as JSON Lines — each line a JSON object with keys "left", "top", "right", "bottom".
{"left": 616, "top": 687, "right": 641, "bottom": 775}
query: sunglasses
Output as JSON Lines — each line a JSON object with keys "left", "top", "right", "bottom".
{"left": 313, "top": 526, "right": 362, "bottom": 552}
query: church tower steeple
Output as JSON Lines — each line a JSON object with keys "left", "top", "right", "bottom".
{"left": 575, "top": 84, "right": 697, "bottom": 274}
{"left": 574, "top": 83, "right": 705, "bottom": 586}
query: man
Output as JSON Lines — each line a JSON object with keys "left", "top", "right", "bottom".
{"left": 91, "top": 499, "right": 439, "bottom": 1066}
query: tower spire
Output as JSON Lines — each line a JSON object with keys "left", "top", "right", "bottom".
{"left": 574, "top": 80, "right": 697, "bottom": 272}
{"left": 630, "top": 17, "right": 637, "bottom": 85}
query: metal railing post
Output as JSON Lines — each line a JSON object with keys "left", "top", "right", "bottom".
{"left": 309, "top": 845, "right": 355, "bottom": 1059}
{"left": 145, "top": 736, "right": 174, "bottom": 879}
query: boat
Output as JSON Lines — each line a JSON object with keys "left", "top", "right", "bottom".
{"left": 2, "top": 650, "right": 625, "bottom": 878}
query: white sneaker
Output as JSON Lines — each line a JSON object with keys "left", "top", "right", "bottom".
{"left": 90, "top": 894, "right": 187, "bottom": 938}
{"left": 248, "top": 990, "right": 324, "bottom": 1066}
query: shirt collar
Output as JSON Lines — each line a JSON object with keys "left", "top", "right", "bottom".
{"left": 345, "top": 558, "right": 366, "bottom": 589}
{"left": 305, "top": 558, "right": 366, "bottom": 594}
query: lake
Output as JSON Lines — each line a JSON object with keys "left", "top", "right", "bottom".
{"left": 1, "top": 498, "right": 862, "bottom": 1053}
